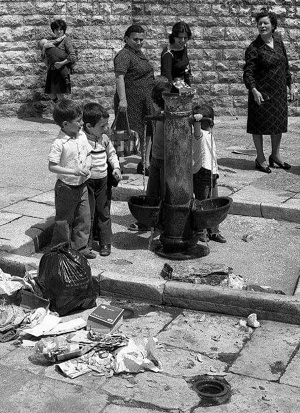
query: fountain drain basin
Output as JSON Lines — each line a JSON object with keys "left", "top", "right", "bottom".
{"left": 128, "top": 196, "right": 160, "bottom": 228}
{"left": 192, "top": 196, "right": 232, "bottom": 230}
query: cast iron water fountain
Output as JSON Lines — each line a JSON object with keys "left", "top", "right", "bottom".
{"left": 128, "top": 91, "right": 232, "bottom": 260}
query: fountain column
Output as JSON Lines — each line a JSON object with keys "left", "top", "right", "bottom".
{"left": 155, "top": 92, "right": 209, "bottom": 259}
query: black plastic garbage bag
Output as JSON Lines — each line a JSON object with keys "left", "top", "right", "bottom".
{"left": 37, "top": 243, "right": 97, "bottom": 316}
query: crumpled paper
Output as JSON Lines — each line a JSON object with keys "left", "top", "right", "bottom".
{"left": 0, "top": 303, "right": 27, "bottom": 332}
{"left": 113, "top": 337, "right": 162, "bottom": 374}
{"left": 0, "top": 269, "right": 33, "bottom": 296}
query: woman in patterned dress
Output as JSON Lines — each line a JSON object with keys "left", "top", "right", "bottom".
{"left": 113, "top": 25, "right": 155, "bottom": 173}
{"left": 243, "top": 9, "right": 295, "bottom": 173}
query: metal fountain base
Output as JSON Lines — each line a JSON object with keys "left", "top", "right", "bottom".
{"left": 154, "top": 243, "right": 210, "bottom": 260}
{"left": 128, "top": 195, "right": 232, "bottom": 261}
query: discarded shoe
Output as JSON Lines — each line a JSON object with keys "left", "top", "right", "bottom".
{"left": 80, "top": 248, "right": 96, "bottom": 259}
{"left": 100, "top": 244, "right": 111, "bottom": 257}
{"left": 209, "top": 233, "right": 227, "bottom": 243}
{"left": 128, "top": 222, "right": 151, "bottom": 231}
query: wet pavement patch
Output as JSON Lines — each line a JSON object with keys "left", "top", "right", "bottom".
{"left": 270, "top": 360, "right": 286, "bottom": 375}
{"left": 217, "top": 352, "right": 239, "bottom": 365}
{"left": 189, "top": 374, "right": 231, "bottom": 407}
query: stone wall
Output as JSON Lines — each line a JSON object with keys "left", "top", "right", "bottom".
{"left": 0, "top": 0, "right": 299, "bottom": 118}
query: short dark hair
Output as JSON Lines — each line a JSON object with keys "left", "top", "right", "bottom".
{"left": 50, "top": 19, "right": 67, "bottom": 34}
{"left": 53, "top": 99, "right": 82, "bottom": 127}
{"left": 124, "top": 25, "right": 144, "bottom": 41}
{"left": 82, "top": 102, "right": 109, "bottom": 127}
{"left": 193, "top": 103, "right": 214, "bottom": 127}
{"left": 152, "top": 79, "right": 172, "bottom": 109}
{"left": 255, "top": 8, "right": 278, "bottom": 32}
{"left": 169, "top": 21, "right": 192, "bottom": 44}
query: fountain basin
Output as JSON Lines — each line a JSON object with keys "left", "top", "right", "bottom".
{"left": 192, "top": 197, "right": 233, "bottom": 231}
{"left": 128, "top": 196, "right": 160, "bottom": 228}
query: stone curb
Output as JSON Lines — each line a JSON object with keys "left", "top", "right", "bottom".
{"left": 163, "top": 281, "right": 300, "bottom": 325}
{"left": 230, "top": 198, "right": 300, "bottom": 223}
{"left": 99, "top": 271, "right": 165, "bottom": 304}
{"left": 2, "top": 253, "right": 300, "bottom": 325}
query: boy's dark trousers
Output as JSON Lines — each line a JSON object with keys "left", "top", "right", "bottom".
{"left": 51, "top": 180, "right": 91, "bottom": 250}
{"left": 87, "top": 177, "right": 112, "bottom": 247}
{"left": 193, "top": 167, "right": 220, "bottom": 235}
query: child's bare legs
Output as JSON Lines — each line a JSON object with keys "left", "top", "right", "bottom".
{"left": 207, "top": 184, "right": 226, "bottom": 243}
{"left": 193, "top": 170, "right": 226, "bottom": 243}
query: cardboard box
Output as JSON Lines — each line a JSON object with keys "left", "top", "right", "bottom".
{"left": 87, "top": 304, "right": 124, "bottom": 334}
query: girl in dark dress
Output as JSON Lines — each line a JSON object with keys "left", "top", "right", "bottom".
{"left": 161, "top": 21, "right": 192, "bottom": 89}
{"left": 44, "top": 19, "right": 76, "bottom": 103}
{"left": 243, "top": 9, "right": 295, "bottom": 173}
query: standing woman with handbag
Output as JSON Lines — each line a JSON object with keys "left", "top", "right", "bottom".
{"left": 113, "top": 25, "right": 155, "bottom": 174}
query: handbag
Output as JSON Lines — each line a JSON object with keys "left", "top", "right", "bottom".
{"left": 111, "top": 109, "right": 139, "bottom": 144}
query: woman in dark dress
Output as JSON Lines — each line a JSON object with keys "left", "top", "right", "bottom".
{"left": 161, "top": 21, "right": 192, "bottom": 89}
{"left": 114, "top": 25, "right": 155, "bottom": 173}
{"left": 243, "top": 9, "right": 295, "bottom": 173}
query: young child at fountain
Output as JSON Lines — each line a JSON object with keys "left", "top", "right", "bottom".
{"left": 48, "top": 98, "right": 96, "bottom": 259}
{"left": 192, "top": 103, "right": 226, "bottom": 243}
{"left": 83, "top": 102, "right": 122, "bottom": 257}
{"left": 128, "top": 78, "right": 171, "bottom": 231}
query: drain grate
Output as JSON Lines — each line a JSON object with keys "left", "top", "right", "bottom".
{"left": 191, "top": 374, "right": 231, "bottom": 406}
{"left": 196, "top": 378, "right": 228, "bottom": 397}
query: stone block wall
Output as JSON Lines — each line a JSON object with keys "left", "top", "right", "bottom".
{"left": 0, "top": 0, "right": 299, "bottom": 117}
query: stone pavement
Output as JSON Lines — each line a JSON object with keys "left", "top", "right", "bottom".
{"left": 1, "top": 296, "right": 300, "bottom": 412}
{"left": 1, "top": 116, "right": 300, "bottom": 412}
{"left": 1, "top": 116, "right": 300, "bottom": 318}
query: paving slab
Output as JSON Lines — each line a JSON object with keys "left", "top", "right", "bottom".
{"left": 29, "top": 191, "right": 55, "bottom": 205}
{"left": 280, "top": 347, "right": 300, "bottom": 387}
{"left": 102, "top": 372, "right": 200, "bottom": 411}
{"left": 1, "top": 200, "right": 55, "bottom": 219}
{"left": 157, "top": 311, "right": 253, "bottom": 355}
{"left": 155, "top": 345, "right": 227, "bottom": 378}
{"left": 0, "top": 186, "right": 43, "bottom": 208}
{"left": 103, "top": 407, "right": 162, "bottom": 413}
{"left": 193, "top": 373, "right": 300, "bottom": 413}
{"left": 0, "top": 216, "right": 45, "bottom": 254}
{"left": 0, "top": 365, "right": 109, "bottom": 413}
{"left": 0, "top": 211, "right": 21, "bottom": 226}
{"left": 229, "top": 320, "right": 300, "bottom": 381}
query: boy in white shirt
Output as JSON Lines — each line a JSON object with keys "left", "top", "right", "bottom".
{"left": 48, "top": 99, "right": 96, "bottom": 258}
{"left": 192, "top": 103, "right": 226, "bottom": 243}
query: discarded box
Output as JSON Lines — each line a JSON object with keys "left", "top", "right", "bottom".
{"left": 87, "top": 304, "right": 124, "bottom": 334}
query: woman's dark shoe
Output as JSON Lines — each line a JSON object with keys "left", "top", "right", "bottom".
{"left": 255, "top": 159, "right": 271, "bottom": 174}
{"left": 209, "top": 233, "right": 227, "bottom": 243}
{"left": 269, "top": 155, "right": 291, "bottom": 170}
{"left": 100, "top": 244, "right": 111, "bottom": 257}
